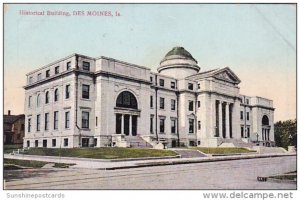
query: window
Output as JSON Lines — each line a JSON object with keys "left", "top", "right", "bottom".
{"left": 35, "top": 140, "right": 38, "bottom": 147}
{"left": 65, "top": 111, "right": 70, "bottom": 128}
{"left": 159, "top": 118, "right": 165, "bottom": 133}
{"left": 197, "top": 101, "right": 201, "bottom": 108}
{"left": 43, "top": 139, "right": 47, "bottom": 147}
{"left": 189, "top": 101, "right": 194, "bottom": 111}
{"left": 160, "top": 97, "right": 165, "bottom": 109}
{"left": 246, "top": 112, "right": 249, "bottom": 120}
{"left": 116, "top": 91, "right": 138, "bottom": 109}
{"left": 150, "top": 96, "right": 153, "bottom": 108}
{"left": 171, "top": 81, "right": 176, "bottom": 89}
{"left": 246, "top": 99, "right": 249, "bottom": 105}
{"left": 36, "top": 114, "right": 40, "bottom": 131}
{"left": 27, "top": 140, "right": 30, "bottom": 147}
{"left": 46, "top": 69, "right": 50, "bottom": 78}
{"left": 188, "top": 83, "right": 193, "bottom": 90}
{"left": 198, "top": 121, "right": 201, "bottom": 130}
{"left": 28, "top": 96, "right": 32, "bottom": 108}
{"left": 45, "top": 91, "right": 49, "bottom": 104}
{"left": 54, "top": 111, "right": 59, "bottom": 130}
{"left": 82, "top": 111, "right": 89, "bottom": 129}
{"left": 64, "top": 138, "right": 68, "bottom": 147}
{"left": 52, "top": 139, "right": 56, "bottom": 147}
{"left": 150, "top": 116, "right": 153, "bottom": 134}
{"left": 247, "top": 126, "right": 250, "bottom": 138}
{"left": 240, "top": 111, "right": 243, "bottom": 120}
{"left": 37, "top": 73, "right": 42, "bottom": 81}
{"left": 150, "top": 76, "right": 153, "bottom": 82}
{"left": 29, "top": 77, "right": 33, "bottom": 84}
{"left": 189, "top": 119, "right": 194, "bottom": 133}
{"left": 28, "top": 118, "right": 31, "bottom": 132}
{"left": 171, "top": 119, "right": 176, "bottom": 134}
{"left": 197, "top": 83, "right": 201, "bottom": 89}
{"left": 54, "top": 89, "right": 59, "bottom": 102}
{"left": 82, "top": 84, "right": 90, "bottom": 99}
{"left": 189, "top": 141, "right": 196, "bottom": 146}
{"left": 171, "top": 99, "right": 176, "bottom": 110}
{"left": 96, "top": 117, "right": 98, "bottom": 127}
{"left": 82, "top": 138, "right": 89, "bottom": 147}
{"left": 83, "top": 61, "right": 90, "bottom": 71}
{"left": 241, "top": 126, "right": 244, "bottom": 138}
{"left": 159, "top": 79, "right": 164, "bottom": 87}
{"left": 36, "top": 94, "right": 40, "bottom": 107}
{"left": 45, "top": 113, "right": 49, "bottom": 131}
{"left": 55, "top": 66, "right": 59, "bottom": 74}
{"left": 67, "top": 62, "right": 71, "bottom": 70}
{"left": 65, "top": 85, "right": 70, "bottom": 99}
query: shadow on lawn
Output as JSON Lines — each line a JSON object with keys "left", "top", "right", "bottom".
{"left": 4, "top": 168, "right": 63, "bottom": 182}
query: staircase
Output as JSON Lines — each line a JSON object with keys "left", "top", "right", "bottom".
{"left": 220, "top": 138, "right": 255, "bottom": 148}
{"left": 125, "top": 136, "right": 153, "bottom": 148}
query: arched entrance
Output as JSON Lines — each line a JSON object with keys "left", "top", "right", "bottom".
{"left": 115, "top": 91, "right": 139, "bottom": 136}
{"left": 261, "top": 115, "right": 270, "bottom": 146}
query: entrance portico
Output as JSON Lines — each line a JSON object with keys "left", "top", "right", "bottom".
{"left": 115, "top": 91, "right": 140, "bottom": 136}
{"left": 216, "top": 100, "right": 234, "bottom": 139}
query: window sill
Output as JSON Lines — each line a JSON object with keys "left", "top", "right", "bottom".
{"left": 81, "top": 98, "right": 91, "bottom": 101}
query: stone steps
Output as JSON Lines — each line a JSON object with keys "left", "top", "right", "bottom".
{"left": 220, "top": 139, "right": 255, "bottom": 148}
{"left": 125, "top": 136, "right": 153, "bottom": 148}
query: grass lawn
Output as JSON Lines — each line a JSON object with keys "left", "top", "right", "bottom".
{"left": 4, "top": 144, "right": 23, "bottom": 154}
{"left": 4, "top": 158, "right": 48, "bottom": 168}
{"left": 191, "top": 147, "right": 256, "bottom": 154}
{"left": 26, "top": 147, "right": 177, "bottom": 159}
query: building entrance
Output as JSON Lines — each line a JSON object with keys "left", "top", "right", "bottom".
{"left": 115, "top": 91, "right": 139, "bottom": 136}
{"left": 116, "top": 114, "right": 137, "bottom": 136}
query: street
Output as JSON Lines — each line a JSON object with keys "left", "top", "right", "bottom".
{"left": 4, "top": 156, "right": 296, "bottom": 189}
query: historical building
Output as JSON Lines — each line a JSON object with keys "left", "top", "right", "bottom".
{"left": 23, "top": 47, "right": 275, "bottom": 148}
{"left": 4, "top": 110, "right": 25, "bottom": 144}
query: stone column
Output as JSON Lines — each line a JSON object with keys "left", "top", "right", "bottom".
{"left": 210, "top": 97, "right": 216, "bottom": 137}
{"left": 121, "top": 114, "right": 124, "bottom": 135}
{"left": 129, "top": 115, "right": 132, "bottom": 136}
{"left": 225, "top": 103, "right": 230, "bottom": 138}
{"left": 218, "top": 101, "right": 223, "bottom": 138}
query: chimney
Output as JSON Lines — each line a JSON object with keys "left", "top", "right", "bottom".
{"left": 8, "top": 110, "right": 11, "bottom": 115}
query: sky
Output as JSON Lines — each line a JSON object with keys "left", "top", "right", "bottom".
{"left": 3, "top": 3, "right": 296, "bottom": 122}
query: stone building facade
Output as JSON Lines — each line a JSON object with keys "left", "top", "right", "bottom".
{"left": 23, "top": 47, "right": 275, "bottom": 148}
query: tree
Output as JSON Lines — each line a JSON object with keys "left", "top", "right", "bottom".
{"left": 274, "top": 119, "right": 297, "bottom": 149}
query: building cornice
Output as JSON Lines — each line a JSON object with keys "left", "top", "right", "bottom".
{"left": 96, "top": 71, "right": 152, "bottom": 85}
{"left": 26, "top": 53, "right": 95, "bottom": 76}
{"left": 96, "top": 56, "right": 150, "bottom": 71}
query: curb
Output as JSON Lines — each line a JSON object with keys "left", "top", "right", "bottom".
{"left": 98, "top": 153, "right": 296, "bottom": 170}
{"left": 4, "top": 154, "right": 181, "bottom": 163}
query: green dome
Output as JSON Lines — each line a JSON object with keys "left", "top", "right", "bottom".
{"left": 163, "top": 47, "right": 197, "bottom": 63}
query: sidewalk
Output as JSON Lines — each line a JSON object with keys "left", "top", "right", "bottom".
{"left": 4, "top": 152, "right": 296, "bottom": 170}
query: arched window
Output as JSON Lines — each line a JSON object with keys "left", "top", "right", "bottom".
{"left": 116, "top": 91, "right": 138, "bottom": 109}
{"left": 36, "top": 94, "right": 40, "bottom": 107}
{"left": 54, "top": 89, "right": 59, "bottom": 102}
{"left": 262, "top": 115, "right": 269, "bottom": 126}
{"left": 45, "top": 91, "right": 49, "bottom": 104}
